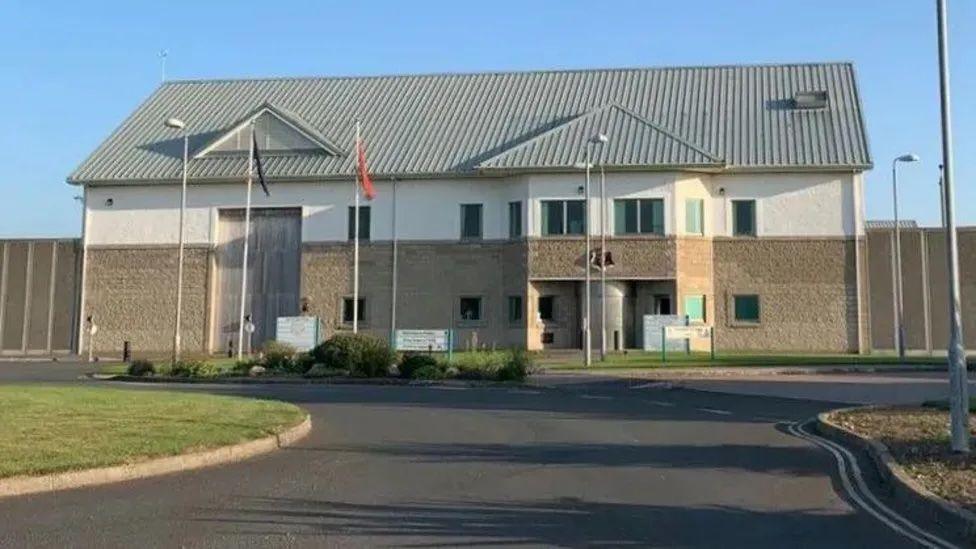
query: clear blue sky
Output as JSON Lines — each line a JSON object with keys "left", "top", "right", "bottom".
{"left": 1, "top": 0, "right": 972, "bottom": 237}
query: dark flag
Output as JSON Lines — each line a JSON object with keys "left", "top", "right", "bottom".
{"left": 252, "top": 133, "right": 270, "bottom": 197}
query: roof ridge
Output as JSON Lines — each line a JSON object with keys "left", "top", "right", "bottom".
{"left": 161, "top": 60, "right": 857, "bottom": 86}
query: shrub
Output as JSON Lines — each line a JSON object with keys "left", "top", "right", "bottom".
{"left": 497, "top": 349, "right": 534, "bottom": 382}
{"left": 412, "top": 364, "right": 447, "bottom": 380}
{"left": 169, "top": 360, "right": 206, "bottom": 377}
{"left": 452, "top": 351, "right": 508, "bottom": 380}
{"left": 312, "top": 333, "right": 394, "bottom": 378}
{"left": 304, "top": 364, "right": 348, "bottom": 378}
{"left": 232, "top": 358, "right": 260, "bottom": 375}
{"left": 398, "top": 353, "right": 439, "bottom": 379}
{"left": 127, "top": 359, "right": 155, "bottom": 377}
{"left": 192, "top": 361, "right": 222, "bottom": 378}
{"left": 262, "top": 341, "right": 298, "bottom": 372}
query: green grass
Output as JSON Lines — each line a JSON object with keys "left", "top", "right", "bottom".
{"left": 0, "top": 385, "right": 305, "bottom": 478}
{"left": 541, "top": 351, "right": 966, "bottom": 370}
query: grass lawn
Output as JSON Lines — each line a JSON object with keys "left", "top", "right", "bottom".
{"left": 540, "top": 351, "right": 966, "bottom": 370}
{"left": 832, "top": 404, "right": 976, "bottom": 512}
{"left": 0, "top": 385, "right": 305, "bottom": 479}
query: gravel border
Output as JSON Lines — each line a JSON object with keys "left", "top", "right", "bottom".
{"left": 0, "top": 415, "right": 311, "bottom": 498}
{"left": 817, "top": 407, "right": 976, "bottom": 541}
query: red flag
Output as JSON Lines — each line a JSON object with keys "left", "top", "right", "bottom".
{"left": 357, "top": 139, "right": 376, "bottom": 200}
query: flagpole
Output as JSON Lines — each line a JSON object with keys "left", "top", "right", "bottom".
{"left": 599, "top": 163, "right": 607, "bottom": 360}
{"left": 352, "top": 120, "right": 361, "bottom": 334}
{"left": 237, "top": 121, "right": 255, "bottom": 359}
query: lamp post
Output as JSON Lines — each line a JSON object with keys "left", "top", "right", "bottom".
{"left": 592, "top": 134, "right": 609, "bottom": 361}
{"left": 164, "top": 117, "right": 188, "bottom": 364}
{"left": 891, "top": 153, "right": 918, "bottom": 363}
{"left": 935, "top": 0, "right": 969, "bottom": 454}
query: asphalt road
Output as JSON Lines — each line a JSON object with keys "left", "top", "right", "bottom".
{"left": 0, "top": 365, "right": 948, "bottom": 548}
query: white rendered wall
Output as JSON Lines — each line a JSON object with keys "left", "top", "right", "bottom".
{"left": 84, "top": 171, "right": 858, "bottom": 246}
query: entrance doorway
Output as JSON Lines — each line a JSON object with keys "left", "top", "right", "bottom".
{"left": 212, "top": 208, "right": 301, "bottom": 353}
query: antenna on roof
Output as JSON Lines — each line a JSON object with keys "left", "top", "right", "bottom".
{"left": 159, "top": 50, "right": 169, "bottom": 83}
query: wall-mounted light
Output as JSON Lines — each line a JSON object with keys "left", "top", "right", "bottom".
{"left": 718, "top": 187, "right": 726, "bottom": 195}
{"left": 104, "top": 198, "right": 114, "bottom": 207}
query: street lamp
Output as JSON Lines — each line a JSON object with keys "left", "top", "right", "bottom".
{"left": 891, "top": 153, "right": 919, "bottom": 363}
{"left": 164, "top": 117, "right": 189, "bottom": 364}
{"left": 573, "top": 134, "right": 609, "bottom": 367}
{"left": 592, "top": 134, "right": 610, "bottom": 361}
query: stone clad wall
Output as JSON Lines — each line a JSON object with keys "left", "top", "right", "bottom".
{"left": 527, "top": 237, "right": 675, "bottom": 279}
{"left": 83, "top": 246, "right": 210, "bottom": 355}
{"left": 712, "top": 238, "right": 859, "bottom": 352}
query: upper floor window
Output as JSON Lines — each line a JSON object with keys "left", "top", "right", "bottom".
{"left": 347, "top": 206, "right": 370, "bottom": 241}
{"left": 685, "top": 199, "right": 704, "bottom": 235}
{"left": 732, "top": 200, "right": 756, "bottom": 236}
{"left": 615, "top": 198, "right": 664, "bottom": 235}
{"left": 541, "top": 200, "right": 585, "bottom": 236}
{"left": 460, "top": 204, "right": 483, "bottom": 240}
{"left": 508, "top": 201, "right": 523, "bottom": 239}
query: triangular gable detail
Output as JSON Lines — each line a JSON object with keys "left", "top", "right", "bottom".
{"left": 194, "top": 103, "right": 344, "bottom": 159}
{"left": 477, "top": 103, "right": 724, "bottom": 170}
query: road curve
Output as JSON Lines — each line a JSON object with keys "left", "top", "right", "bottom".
{"left": 0, "top": 375, "right": 936, "bottom": 548}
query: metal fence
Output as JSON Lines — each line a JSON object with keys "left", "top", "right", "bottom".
{"left": 0, "top": 239, "right": 80, "bottom": 355}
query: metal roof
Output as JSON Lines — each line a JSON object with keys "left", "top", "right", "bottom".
{"left": 68, "top": 62, "right": 872, "bottom": 184}
{"left": 865, "top": 220, "right": 920, "bottom": 229}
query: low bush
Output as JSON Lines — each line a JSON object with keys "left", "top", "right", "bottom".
{"left": 412, "top": 364, "right": 447, "bottom": 380}
{"left": 497, "top": 349, "right": 534, "bottom": 382}
{"left": 312, "top": 333, "right": 394, "bottom": 378}
{"left": 127, "top": 359, "right": 155, "bottom": 377}
{"left": 169, "top": 360, "right": 221, "bottom": 378}
{"left": 304, "top": 364, "right": 348, "bottom": 378}
{"left": 261, "top": 341, "right": 298, "bottom": 372}
{"left": 452, "top": 351, "right": 508, "bottom": 380}
{"left": 232, "top": 358, "right": 260, "bottom": 375}
{"left": 398, "top": 353, "right": 439, "bottom": 379}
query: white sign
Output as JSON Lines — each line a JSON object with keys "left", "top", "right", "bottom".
{"left": 665, "top": 325, "right": 713, "bottom": 340}
{"left": 395, "top": 329, "right": 449, "bottom": 351}
{"left": 276, "top": 316, "right": 321, "bottom": 351}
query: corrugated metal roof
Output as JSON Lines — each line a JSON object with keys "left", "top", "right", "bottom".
{"left": 865, "top": 220, "right": 919, "bottom": 229}
{"left": 68, "top": 62, "right": 872, "bottom": 184}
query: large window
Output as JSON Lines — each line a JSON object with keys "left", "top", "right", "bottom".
{"left": 347, "top": 206, "right": 371, "bottom": 241}
{"left": 732, "top": 200, "right": 756, "bottom": 236}
{"left": 538, "top": 296, "right": 555, "bottom": 321}
{"left": 459, "top": 296, "right": 483, "bottom": 321}
{"left": 508, "top": 201, "right": 522, "bottom": 239}
{"left": 460, "top": 204, "right": 483, "bottom": 240}
{"left": 342, "top": 297, "right": 365, "bottom": 323}
{"left": 685, "top": 199, "right": 704, "bottom": 235}
{"left": 541, "top": 200, "right": 585, "bottom": 236}
{"left": 507, "top": 295, "right": 523, "bottom": 324}
{"left": 615, "top": 198, "right": 664, "bottom": 235}
{"left": 733, "top": 294, "right": 760, "bottom": 323}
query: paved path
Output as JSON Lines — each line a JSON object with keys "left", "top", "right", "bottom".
{"left": 0, "top": 367, "right": 947, "bottom": 548}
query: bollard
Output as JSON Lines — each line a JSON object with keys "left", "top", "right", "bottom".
{"left": 122, "top": 341, "right": 131, "bottom": 363}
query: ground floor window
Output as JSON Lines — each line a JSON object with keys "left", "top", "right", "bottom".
{"left": 684, "top": 295, "right": 705, "bottom": 323}
{"left": 733, "top": 294, "right": 760, "bottom": 323}
{"left": 538, "top": 296, "right": 555, "bottom": 321}
{"left": 342, "top": 297, "right": 365, "bottom": 323}
{"left": 507, "top": 295, "right": 523, "bottom": 324}
{"left": 459, "top": 296, "right": 483, "bottom": 321}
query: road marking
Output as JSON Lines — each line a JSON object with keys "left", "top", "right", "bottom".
{"left": 631, "top": 382, "right": 672, "bottom": 390}
{"left": 508, "top": 389, "right": 541, "bottom": 395}
{"left": 580, "top": 394, "right": 613, "bottom": 400}
{"left": 696, "top": 407, "right": 733, "bottom": 416}
{"left": 648, "top": 400, "right": 676, "bottom": 407}
{"left": 787, "top": 421, "right": 957, "bottom": 549}
{"left": 427, "top": 385, "right": 467, "bottom": 391}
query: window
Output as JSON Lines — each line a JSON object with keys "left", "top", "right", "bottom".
{"left": 732, "top": 200, "right": 756, "bottom": 236}
{"left": 508, "top": 201, "right": 522, "bottom": 239}
{"left": 507, "top": 295, "right": 523, "bottom": 323}
{"left": 684, "top": 295, "right": 705, "bottom": 323}
{"left": 685, "top": 199, "right": 704, "bottom": 235}
{"left": 538, "top": 296, "right": 555, "bottom": 321}
{"left": 342, "top": 297, "right": 365, "bottom": 323}
{"left": 459, "top": 297, "right": 482, "bottom": 321}
{"left": 541, "top": 200, "right": 585, "bottom": 236}
{"left": 733, "top": 295, "right": 760, "bottom": 323}
{"left": 460, "top": 204, "right": 483, "bottom": 239}
{"left": 347, "top": 206, "right": 371, "bottom": 241}
{"left": 615, "top": 198, "right": 664, "bottom": 235}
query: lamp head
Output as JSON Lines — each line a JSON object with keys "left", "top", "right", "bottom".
{"left": 895, "top": 153, "right": 920, "bottom": 163}
{"left": 164, "top": 118, "right": 186, "bottom": 130}
{"left": 590, "top": 133, "right": 609, "bottom": 144}
{"left": 573, "top": 161, "right": 593, "bottom": 170}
